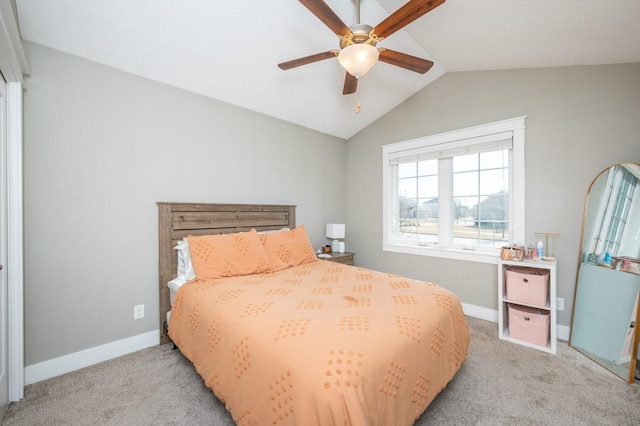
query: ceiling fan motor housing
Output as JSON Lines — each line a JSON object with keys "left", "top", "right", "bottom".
{"left": 340, "top": 24, "right": 378, "bottom": 49}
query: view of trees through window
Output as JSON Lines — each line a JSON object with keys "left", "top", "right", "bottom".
{"left": 397, "top": 159, "right": 439, "bottom": 244}
{"left": 396, "top": 149, "right": 510, "bottom": 249}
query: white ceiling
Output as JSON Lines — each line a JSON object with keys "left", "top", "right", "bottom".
{"left": 15, "top": 0, "right": 640, "bottom": 139}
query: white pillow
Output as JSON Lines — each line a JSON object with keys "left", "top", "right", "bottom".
{"left": 176, "top": 238, "right": 195, "bottom": 281}
{"left": 257, "top": 227, "right": 290, "bottom": 235}
{"left": 168, "top": 275, "right": 187, "bottom": 306}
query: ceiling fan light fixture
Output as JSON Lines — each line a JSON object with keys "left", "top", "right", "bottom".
{"left": 338, "top": 43, "right": 379, "bottom": 78}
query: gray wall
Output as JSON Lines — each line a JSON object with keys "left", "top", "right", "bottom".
{"left": 346, "top": 64, "right": 640, "bottom": 327}
{"left": 22, "top": 39, "right": 640, "bottom": 367}
{"left": 22, "top": 42, "right": 347, "bottom": 366}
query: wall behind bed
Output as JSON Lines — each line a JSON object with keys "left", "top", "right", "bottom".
{"left": 22, "top": 42, "right": 347, "bottom": 373}
{"left": 346, "top": 63, "right": 640, "bottom": 330}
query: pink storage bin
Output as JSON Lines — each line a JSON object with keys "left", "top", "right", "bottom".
{"left": 508, "top": 303, "right": 550, "bottom": 347}
{"left": 505, "top": 266, "right": 549, "bottom": 306}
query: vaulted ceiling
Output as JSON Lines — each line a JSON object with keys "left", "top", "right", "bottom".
{"left": 15, "top": 0, "right": 640, "bottom": 139}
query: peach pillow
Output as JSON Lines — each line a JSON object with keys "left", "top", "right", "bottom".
{"left": 259, "top": 225, "right": 318, "bottom": 271}
{"left": 187, "top": 229, "right": 272, "bottom": 279}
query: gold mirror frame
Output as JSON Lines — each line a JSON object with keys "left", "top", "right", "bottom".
{"left": 569, "top": 162, "right": 640, "bottom": 383}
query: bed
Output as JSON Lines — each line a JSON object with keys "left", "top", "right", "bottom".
{"left": 158, "top": 202, "right": 469, "bottom": 425}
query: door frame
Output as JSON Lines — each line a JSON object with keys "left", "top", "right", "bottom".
{"left": 1, "top": 67, "right": 7, "bottom": 418}
{"left": 0, "top": 0, "right": 29, "bottom": 402}
{"left": 5, "top": 81, "right": 23, "bottom": 401}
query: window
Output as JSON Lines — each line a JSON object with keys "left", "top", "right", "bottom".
{"left": 382, "top": 117, "right": 526, "bottom": 264}
{"left": 588, "top": 164, "right": 639, "bottom": 257}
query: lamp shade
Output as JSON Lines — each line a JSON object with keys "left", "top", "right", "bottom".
{"left": 326, "top": 223, "right": 345, "bottom": 239}
{"left": 338, "top": 43, "right": 379, "bottom": 78}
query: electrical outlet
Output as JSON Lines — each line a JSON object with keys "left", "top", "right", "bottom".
{"left": 134, "top": 304, "right": 144, "bottom": 320}
{"left": 556, "top": 297, "right": 564, "bottom": 311}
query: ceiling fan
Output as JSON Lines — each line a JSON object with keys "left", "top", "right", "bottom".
{"left": 278, "top": 0, "right": 445, "bottom": 95}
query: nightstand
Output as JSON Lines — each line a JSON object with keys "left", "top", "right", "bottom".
{"left": 320, "top": 252, "right": 355, "bottom": 266}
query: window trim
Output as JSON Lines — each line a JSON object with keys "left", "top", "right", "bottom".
{"left": 382, "top": 117, "right": 526, "bottom": 265}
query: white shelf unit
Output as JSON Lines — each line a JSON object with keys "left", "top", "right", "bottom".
{"left": 498, "top": 259, "right": 557, "bottom": 354}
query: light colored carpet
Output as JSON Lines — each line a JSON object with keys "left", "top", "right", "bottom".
{"left": 3, "top": 317, "right": 639, "bottom": 425}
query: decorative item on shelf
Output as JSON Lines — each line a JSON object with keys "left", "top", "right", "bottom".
{"left": 501, "top": 244, "right": 525, "bottom": 261}
{"left": 618, "top": 257, "right": 640, "bottom": 275}
{"left": 326, "top": 223, "right": 346, "bottom": 253}
{"left": 322, "top": 245, "right": 331, "bottom": 254}
{"left": 534, "top": 232, "right": 560, "bottom": 261}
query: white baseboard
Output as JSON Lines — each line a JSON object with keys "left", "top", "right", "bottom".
{"left": 462, "top": 302, "right": 499, "bottom": 322}
{"left": 557, "top": 324, "right": 571, "bottom": 342}
{"left": 25, "top": 330, "right": 159, "bottom": 385}
{"left": 463, "top": 302, "right": 571, "bottom": 342}
{"left": 23, "top": 305, "right": 573, "bottom": 386}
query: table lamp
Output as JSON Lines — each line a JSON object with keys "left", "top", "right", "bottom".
{"left": 326, "top": 223, "right": 345, "bottom": 253}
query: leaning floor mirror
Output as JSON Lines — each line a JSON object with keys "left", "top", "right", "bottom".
{"left": 570, "top": 163, "right": 640, "bottom": 383}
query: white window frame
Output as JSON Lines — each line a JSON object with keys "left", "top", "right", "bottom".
{"left": 382, "top": 117, "right": 526, "bottom": 265}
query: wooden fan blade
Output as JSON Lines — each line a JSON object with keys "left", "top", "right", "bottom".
{"left": 378, "top": 49, "right": 434, "bottom": 74}
{"left": 374, "top": 0, "right": 445, "bottom": 39}
{"left": 342, "top": 72, "right": 358, "bottom": 95}
{"left": 299, "top": 0, "right": 351, "bottom": 37}
{"left": 278, "top": 51, "right": 338, "bottom": 70}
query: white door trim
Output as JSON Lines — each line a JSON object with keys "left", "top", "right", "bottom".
{"left": 0, "top": 66, "right": 7, "bottom": 418}
{"left": 6, "top": 82, "right": 23, "bottom": 401}
{"left": 0, "top": 0, "right": 29, "bottom": 402}
{"left": 0, "top": 1, "right": 30, "bottom": 84}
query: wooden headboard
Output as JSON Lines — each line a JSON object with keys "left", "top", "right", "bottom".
{"left": 157, "top": 202, "right": 297, "bottom": 344}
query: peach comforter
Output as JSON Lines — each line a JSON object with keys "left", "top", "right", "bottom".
{"left": 169, "top": 260, "right": 469, "bottom": 425}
